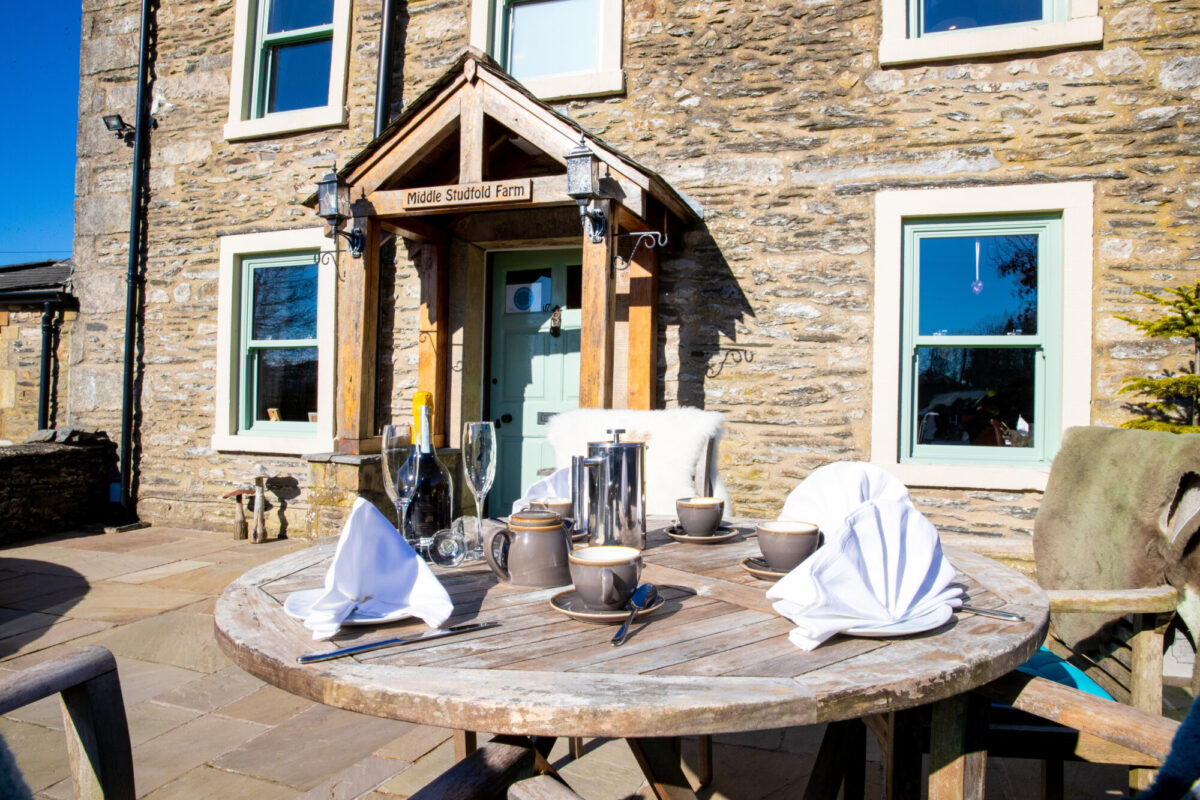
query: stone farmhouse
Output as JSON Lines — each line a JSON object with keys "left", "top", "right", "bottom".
{"left": 69, "top": 0, "right": 1200, "bottom": 538}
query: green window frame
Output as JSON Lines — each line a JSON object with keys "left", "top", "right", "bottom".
{"left": 899, "top": 215, "right": 1062, "bottom": 466}
{"left": 237, "top": 251, "right": 320, "bottom": 436}
{"left": 491, "top": 0, "right": 604, "bottom": 81}
{"left": 908, "top": 0, "right": 1066, "bottom": 38}
{"left": 250, "top": 0, "right": 335, "bottom": 118}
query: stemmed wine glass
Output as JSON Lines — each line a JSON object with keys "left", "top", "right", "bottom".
{"left": 461, "top": 421, "right": 497, "bottom": 560}
{"left": 382, "top": 424, "right": 421, "bottom": 551}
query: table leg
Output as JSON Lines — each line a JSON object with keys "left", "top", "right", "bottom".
{"left": 626, "top": 737, "right": 699, "bottom": 800}
{"left": 803, "top": 719, "right": 866, "bottom": 800}
{"left": 884, "top": 708, "right": 923, "bottom": 800}
{"left": 928, "top": 694, "right": 989, "bottom": 800}
{"left": 454, "top": 729, "right": 477, "bottom": 761}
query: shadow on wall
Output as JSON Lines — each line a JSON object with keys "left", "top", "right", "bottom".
{"left": 657, "top": 220, "right": 755, "bottom": 409}
{"left": 0, "top": 557, "right": 87, "bottom": 660}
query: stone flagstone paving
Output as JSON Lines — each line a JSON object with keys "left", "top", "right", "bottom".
{"left": 0, "top": 525, "right": 1165, "bottom": 798}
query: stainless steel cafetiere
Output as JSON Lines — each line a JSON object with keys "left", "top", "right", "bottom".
{"left": 571, "top": 429, "right": 646, "bottom": 549}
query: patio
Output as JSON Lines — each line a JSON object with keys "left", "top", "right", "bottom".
{"left": 0, "top": 525, "right": 1181, "bottom": 799}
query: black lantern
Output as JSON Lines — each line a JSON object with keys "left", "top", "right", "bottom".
{"left": 565, "top": 134, "right": 607, "bottom": 244}
{"left": 316, "top": 168, "right": 364, "bottom": 258}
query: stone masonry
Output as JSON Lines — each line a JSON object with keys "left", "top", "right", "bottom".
{"left": 0, "top": 310, "right": 74, "bottom": 445}
{"left": 71, "top": 0, "right": 1200, "bottom": 537}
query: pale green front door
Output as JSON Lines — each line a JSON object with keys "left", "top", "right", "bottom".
{"left": 489, "top": 249, "right": 582, "bottom": 513}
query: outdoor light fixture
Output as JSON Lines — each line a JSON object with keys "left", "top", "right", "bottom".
{"left": 565, "top": 134, "right": 607, "bottom": 244}
{"left": 316, "top": 168, "right": 364, "bottom": 258}
{"left": 102, "top": 113, "right": 156, "bottom": 147}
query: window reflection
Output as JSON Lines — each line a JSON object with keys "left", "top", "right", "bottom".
{"left": 267, "top": 39, "right": 333, "bottom": 114}
{"left": 918, "top": 234, "right": 1038, "bottom": 336}
{"left": 916, "top": 347, "right": 1035, "bottom": 448}
{"left": 507, "top": 0, "right": 601, "bottom": 80}
{"left": 254, "top": 348, "right": 318, "bottom": 423}
{"left": 267, "top": 0, "right": 333, "bottom": 33}
{"left": 253, "top": 263, "right": 318, "bottom": 341}
{"left": 921, "top": 0, "right": 1042, "bottom": 33}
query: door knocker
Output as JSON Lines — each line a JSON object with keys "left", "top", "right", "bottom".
{"left": 549, "top": 305, "right": 562, "bottom": 338}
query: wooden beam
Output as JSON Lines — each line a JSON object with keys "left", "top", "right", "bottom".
{"left": 928, "top": 694, "right": 988, "bottom": 800}
{"left": 415, "top": 239, "right": 450, "bottom": 448}
{"left": 336, "top": 217, "right": 381, "bottom": 454}
{"left": 579, "top": 200, "right": 615, "bottom": 409}
{"left": 379, "top": 217, "right": 446, "bottom": 243}
{"left": 351, "top": 93, "right": 462, "bottom": 198}
{"left": 626, "top": 203, "right": 662, "bottom": 410}
{"left": 459, "top": 81, "right": 484, "bottom": 184}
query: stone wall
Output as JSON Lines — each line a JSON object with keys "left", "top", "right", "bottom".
{"left": 0, "top": 310, "right": 74, "bottom": 445}
{"left": 0, "top": 440, "right": 117, "bottom": 541}
{"left": 70, "top": 0, "right": 1200, "bottom": 538}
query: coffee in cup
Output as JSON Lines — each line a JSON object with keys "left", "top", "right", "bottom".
{"left": 676, "top": 496, "right": 724, "bottom": 536}
{"left": 756, "top": 520, "right": 819, "bottom": 572}
{"left": 568, "top": 545, "right": 642, "bottom": 611}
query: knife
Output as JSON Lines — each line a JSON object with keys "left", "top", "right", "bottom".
{"left": 297, "top": 621, "right": 500, "bottom": 664}
{"left": 959, "top": 604, "right": 1025, "bottom": 622}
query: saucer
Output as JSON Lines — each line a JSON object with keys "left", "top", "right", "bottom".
{"left": 549, "top": 590, "right": 666, "bottom": 623}
{"left": 740, "top": 557, "right": 789, "bottom": 581}
{"left": 283, "top": 588, "right": 412, "bottom": 626}
{"left": 665, "top": 525, "right": 739, "bottom": 545}
{"left": 844, "top": 606, "right": 954, "bottom": 638}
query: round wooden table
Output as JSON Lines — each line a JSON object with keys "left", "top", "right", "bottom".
{"left": 215, "top": 519, "right": 1048, "bottom": 799}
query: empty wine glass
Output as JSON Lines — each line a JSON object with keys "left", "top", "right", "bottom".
{"left": 429, "top": 518, "right": 468, "bottom": 567}
{"left": 461, "top": 421, "right": 497, "bottom": 560}
{"left": 382, "top": 424, "right": 421, "bottom": 551}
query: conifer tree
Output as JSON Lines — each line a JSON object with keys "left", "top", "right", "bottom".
{"left": 1117, "top": 281, "right": 1200, "bottom": 432}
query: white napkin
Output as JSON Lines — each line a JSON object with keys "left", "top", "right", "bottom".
{"left": 767, "top": 467, "right": 962, "bottom": 650}
{"left": 511, "top": 466, "right": 573, "bottom": 516}
{"left": 304, "top": 497, "right": 454, "bottom": 641}
{"left": 778, "top": 461, "right": 913, "bottom": 537}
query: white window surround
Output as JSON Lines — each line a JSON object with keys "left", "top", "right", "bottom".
{"left": 870, "top": 182, "right": 1094, "bottom": 491}
{"left": 224, "top": 0, "right": 353, "bottom": 141}
{"left": 879, "top": 0, "right": 1102, "bottom": 66}
{"left": 469, "top": 0, "right": 624, "bottom": 100}
{"left": 214, "top": 228, "right": 337, "bottom": 455}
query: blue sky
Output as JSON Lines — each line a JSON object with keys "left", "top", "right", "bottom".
{"left": 1, "top": 2, "right": 81, "bottom": 263}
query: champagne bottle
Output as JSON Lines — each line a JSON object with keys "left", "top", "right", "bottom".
{"left": 405, "top": 404, "right": 453, "bottom": 551}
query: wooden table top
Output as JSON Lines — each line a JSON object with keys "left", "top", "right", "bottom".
{"left": 214, "top": 520, "right": 1048, "bottom": 739}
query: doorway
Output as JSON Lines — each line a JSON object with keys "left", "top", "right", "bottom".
{"left": 488, "top": 248, "right": 582, "bottom": 512}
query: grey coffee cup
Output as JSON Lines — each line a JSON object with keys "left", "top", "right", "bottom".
{"left": 483, "top": 510, "right": 571, "bottom": 588}
{"left": 531, "top": 497, "right": 574, "bottom": 518}
{"left": 756, "top": 521, "right": 820, "bottom": 573}
{"left": 568, "top": 545, "right": 642, "bottom": 611}
{"left": 676, "top": 496, "right": 724, "bottom": 536}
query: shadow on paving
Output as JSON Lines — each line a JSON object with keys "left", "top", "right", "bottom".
{"left": 0, "top": 558, "right": 87, "bottom": 659}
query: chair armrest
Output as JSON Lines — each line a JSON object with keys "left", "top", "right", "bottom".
{"left": 0, "top": 646, "right": 119, "bottom": 715}
{"left": 978, "top": 672, "right": 1178, "bottom": 762}
{"left": 1046, "top": 586, "right": 1177, "bottom": 614}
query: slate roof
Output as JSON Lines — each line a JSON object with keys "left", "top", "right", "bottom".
{"left": 0, "top": 259, "right": 74, "bottom": 299}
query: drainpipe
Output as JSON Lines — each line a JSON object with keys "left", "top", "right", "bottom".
{"left": 38, "top": 301, "right": 54, "bottom": 431}
{"left": 119, "top": 0, "right": 155, "bottom": 522}
{"left": 374, "top": 0, "right": 397, "bottom": 139}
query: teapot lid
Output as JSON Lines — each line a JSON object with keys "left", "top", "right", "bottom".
{"left": 509, "top": 508, "right": 562, "bottom": 526}
{"left": 587, "top": 428, "right": 645, "bottom": 450}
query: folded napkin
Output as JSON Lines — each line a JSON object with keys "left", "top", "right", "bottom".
{"left": 778, "top": 460, "right": 913, "bottom": 538}
{"left": 511, "top": 466, "right": 572, "bottom": 516}
{"left": 304, "top": 497, "right": 454, "bottom": 641}
{"left": 767, "top": 464, "right": 962, "bottom": 650}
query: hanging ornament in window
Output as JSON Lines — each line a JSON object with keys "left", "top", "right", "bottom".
{"left": 970, "top": 239, "right": 984, "bottom": 295}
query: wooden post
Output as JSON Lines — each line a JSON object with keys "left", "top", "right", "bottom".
{"left": 336, "top": 216, "right": 381, "bottom": 454}
{"left": 928, "top": 694, "right": 988, "bottom": 800}
{"left": 884, "top": 707, "right": 923, "bottom": 800}
{"left": 459, "top": 77, "right": 483, "bottom": 185}
{"left": 626, "top": 205, "right": 661, "bottom": 410}
{"left": 579, "top": 200, "right": 615, "bottom": 409}
{"left": 1130, "top": 612, "right": 1167, "bottom": 792}
{"left": 416, "top": 240, "right": 450, "bottom": 447}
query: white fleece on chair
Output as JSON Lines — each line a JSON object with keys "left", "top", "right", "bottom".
{"left": 546, "top": 408, "right": 730, "bottom": 517}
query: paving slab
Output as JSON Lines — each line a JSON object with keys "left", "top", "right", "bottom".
{"left": 77, "top": 611, "right": 229, "bottom": 673}
{"left": 217, "top": 684, "right": 315, "bottom": 726}
{"left": 6, "top": 582, "right": 204, "bottom": 624}
{"left": 371, "top": 723, "right": 447, "bottom": 764}
{"left": 0, "top": 571, "right": 89, "bottom": 606}
{"left": 0, "top": 618, "right": 114, "bottom": 663}
{"left": 153, "top": 665, "right": 263, "bottom": 713}
{"left": 0, "top": 547, "right": 180, "bottom": 581}
{"left": 0, "top": 717, "right": 69, "bottom": 793}
{"left": 214, "top": 704, "right": 413, "bottom": 790}
{"left": 296, "top": 755, "right": 411, "bottom": 800}
{"left": 141, "top": 765, "right": 296, "bottom": 800}
{"left": 145, "top": 563, "right": 250, "bottom": 595}
{"left": 126, "top": 700, "right": 202, "bottom": 746}
{"left": 132, "top": 538, "right": 241, "bottom": 562}
{"left": 374, "top": 739, "right": 458, "bottom": 797}
{"left": 109, "top": 560, "right": 213, "bottom": 585}
{"left": 50, "top": 530, "right": 181, "bottom": 554}
{"left": 131, "top": 712, "right": 267, "bottom": 796}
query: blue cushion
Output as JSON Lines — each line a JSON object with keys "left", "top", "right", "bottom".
{"left": 1015, "top": 646, "right": 1113, "bottom": 700}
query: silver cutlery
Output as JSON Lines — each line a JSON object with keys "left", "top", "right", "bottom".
{"left": 959, "top": 604, "right": 1024, "bottom": 622}
{"left": 297, "top": 621, "right": 500, "bottom": 664}
{"left": 611, "top": 584, "right": 658, "bottom": 647}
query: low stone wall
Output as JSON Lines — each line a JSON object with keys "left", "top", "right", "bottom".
{"left": 0, "top": 439, "right": 117, "bottom": 543}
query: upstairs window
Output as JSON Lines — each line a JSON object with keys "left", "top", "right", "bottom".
{"left": 470, "top": 0, "right": 623, "bottom": 99}
{"left": 225, "top": 0, "right": 352, "bottom": 140}
{"left": 879, "top": 0, "right": 1101, "bottom": 65}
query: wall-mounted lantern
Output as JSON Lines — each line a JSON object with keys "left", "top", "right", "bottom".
{"left": 565, "top": 134, "right": 607, "bottom": 244}
{"left": 316, "top": 168, "right": 365, "bottom": 258}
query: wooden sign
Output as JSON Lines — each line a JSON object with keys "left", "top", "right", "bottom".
{"left": 400, "top": 179, "right": 533, "bottom": 211}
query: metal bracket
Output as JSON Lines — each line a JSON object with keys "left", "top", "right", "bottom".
{"left": 613, "top": 231, "right": 668, "bottom": 272}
